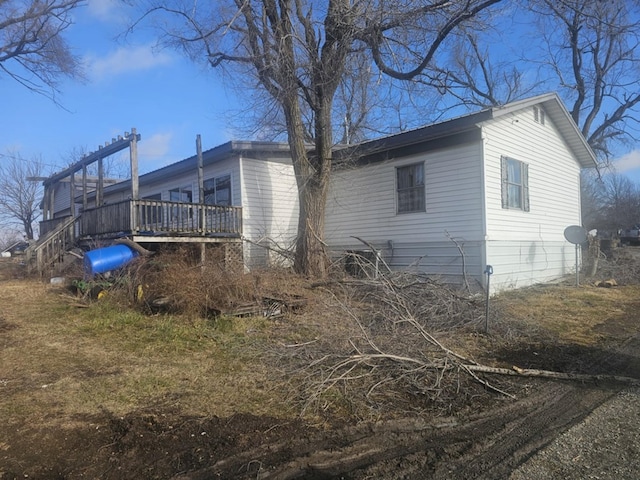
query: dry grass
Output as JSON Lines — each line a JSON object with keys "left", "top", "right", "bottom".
{"left": 2, "top": 248, "right": 640, "bottom": 431}
{"left": 494, "top": 284, "right": 640, "bottom": 346}
{"left": 0, "top": 280, "right": 294, "bottom": 427}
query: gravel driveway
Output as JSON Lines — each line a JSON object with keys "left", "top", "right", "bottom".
{"left": 510, "top": 388, "right": 640, "bottom": 479}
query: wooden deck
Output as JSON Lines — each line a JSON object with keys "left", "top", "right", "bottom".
{"left": 33, "top": 132, "right": 245, "bottom": 274}
{"left": 32, "top": 200, "right": 243, "bottom": 275}
{"left": 41, "top": 200, "right": 242, "bottom": 242}
{"left": 82, "top": 199, "right": 242, "bottom": 240}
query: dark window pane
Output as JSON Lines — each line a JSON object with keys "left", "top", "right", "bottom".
{"left": 397, "top": 163, "right": 425, "bottom": 213}
{"left": 215, "top": 175, "right": 231, "bottom": 205}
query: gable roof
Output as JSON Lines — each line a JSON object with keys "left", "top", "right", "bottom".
{"left": 336, "top": 92, "right": 597, "bottom": 169}
{"left": 490, "top": 92, "right": 596, "bottom": 168}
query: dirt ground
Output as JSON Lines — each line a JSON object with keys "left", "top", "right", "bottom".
{"left": 1, "top": 251, "right": 639, "bottom": 479}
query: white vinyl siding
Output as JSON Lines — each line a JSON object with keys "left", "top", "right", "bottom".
{"left": 482, "top": 106, "right": 582, "bottom": 292}
{"left": 239, "top": 156, "right": 298, "bottom": 267}
{"left": 52, "top": 182, "right": 76, "bottom": 216}
{"left": 325, "top": 142, "right": 484, "bottom": 286}
{"left": 485, "top": 241, "right": 574, "bottom": 291}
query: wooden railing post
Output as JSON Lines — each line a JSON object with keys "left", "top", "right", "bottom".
{"left": 130, "top": 200, "right": 137, "bottom": 234}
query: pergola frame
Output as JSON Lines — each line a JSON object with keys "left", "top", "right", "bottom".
{"left": 42, "top": 128, "right": 140, "bottom": 221}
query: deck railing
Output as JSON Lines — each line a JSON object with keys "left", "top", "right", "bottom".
{"left": 28, "top": 215, "right": 77, "bottom": 275}
{"left": 40, "top": 215, "right": 75, "bottom": 237}
{"left": 78, "top": 199, "right": 242, "bottom": 237}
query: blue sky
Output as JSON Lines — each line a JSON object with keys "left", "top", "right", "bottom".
{"left": 3, "top": 0, "right": 640, "bottom": 182}
{"left": 2, "top": 0, "right": 239, "bottom": 176}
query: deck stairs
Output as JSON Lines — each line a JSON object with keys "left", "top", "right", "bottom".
{"left": 26, "top": 216, "right": 78, "bottom": 276}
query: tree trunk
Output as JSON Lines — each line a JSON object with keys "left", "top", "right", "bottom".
{"left": 295, "top": 176, "right": 329, "bottom": 277}
{"left": 283, "top": 90, "right": 334, "bottom": 278}
{"left": 24, "top": 220, "right": 34, "bottom": 240}
{"left": 284, "top": 98, "right": 332, "bottom": 278}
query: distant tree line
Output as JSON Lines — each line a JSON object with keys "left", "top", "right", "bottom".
{"left": 582, "top": 172, "right": 640, "bottom": 234}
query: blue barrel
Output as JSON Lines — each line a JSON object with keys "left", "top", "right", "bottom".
{"left": 83, "top": 245, "right": 138, "bottom": 277}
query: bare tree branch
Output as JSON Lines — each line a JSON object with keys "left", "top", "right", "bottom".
{"left": 0, "top": 152, "right": 46, "bottom": 239}
{"left": 0, "top": 0, "right": 85, "bottom": 99}
{"left": 533, "top": 0, "right": 640, "bottom": 160}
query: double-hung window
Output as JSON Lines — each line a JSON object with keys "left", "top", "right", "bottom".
{"left": 397, "top": 163, "right": 425, "bottom": 213}
{"left": 501, "top": 156, "right": 529, "bottom": 211}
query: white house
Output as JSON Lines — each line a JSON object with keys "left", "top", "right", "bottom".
{"left": 324, "top": 93, "right": 597, "bottom": 292}
{"left": 39, "top": 93, "right": 596, "bottom": 291}
{"left": 91, "top": 141, "right": 300, "bottom": 267}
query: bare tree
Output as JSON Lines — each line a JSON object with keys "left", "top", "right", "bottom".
{"left": 135, "top": 0, "right": 502, "bottom": 277}
{"left": 435, "top": 0, "right": 640, "bottom": 162}
{"left": 0, "top": 153, "right": 46, "bottom": 240}
{"left": 533, "top": 0, "right": 640, "bottom": 160}
{"left": 0, "top": 0, "right": 85, "bottom": 98}
{"left": 581, "top": 171, "right": 640, "bottom": 232}
{"left": 423, "top": 30, "right": 534, "bottom": 109}
{"left": 580, "top": 170, "right": 605, "bottom": 231}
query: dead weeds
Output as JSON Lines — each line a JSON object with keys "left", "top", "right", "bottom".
{"left": 2, "top": 247, "right": 640, "bottom": 478}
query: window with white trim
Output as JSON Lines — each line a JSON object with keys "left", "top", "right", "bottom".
{"left": 501, "top": 156, "right": 529, "bottom": 211}
{"left": 397, "top": 163, "right": 425, "bottom": 213}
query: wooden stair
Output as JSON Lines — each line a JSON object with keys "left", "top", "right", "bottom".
{"left": 27, "top": 216, "right": 78, "bottom": 276}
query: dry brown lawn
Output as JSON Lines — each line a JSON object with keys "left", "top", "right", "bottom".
{"left": 1, "top": 251, "right": 640, "bottom": 478}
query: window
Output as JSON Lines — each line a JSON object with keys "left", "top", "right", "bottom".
{"left": 533, "top": 106, "right": 545, "bottom": 125}
{"left": 169, "top": 186, "right": 193, "bottom": 227}
{"left": 203, "top": 174, "right": 231, "bottom": 205}
{"left": 169, "top": 186, "right": 192, "bottom": 203}
{"left": 501, "top": 156, "right": 529, "bottom": 211}
{"left": 397, "top": 163, "right": 425, "bottom": 213}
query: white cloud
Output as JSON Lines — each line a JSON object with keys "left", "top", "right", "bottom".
{"left": 138, "top": 132, "right": 174, "bottom": 172}
{"left": 87, "top": 0, "right": 127, "bottom": 22}
{"left": 86, "top": 44, "right": 173, "bottom": 81}
{"left": 613, "top": 149, "right": 640, "bottom": 173}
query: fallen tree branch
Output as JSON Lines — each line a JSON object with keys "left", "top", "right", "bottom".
{"left": 299, "top": 284, "right": 516, "bottom": 413}
{"left": 466, "top": 364, "right": 640, "bottom": 386}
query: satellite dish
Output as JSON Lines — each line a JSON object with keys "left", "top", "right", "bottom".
{"left": 564, "top": 225, "right": 588, "bottom": 245}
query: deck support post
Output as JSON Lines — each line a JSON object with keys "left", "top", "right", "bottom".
{"left": 82, "top": 165, "right": 88, "bottom": 211}
{"left": 200, "top": 243, "right": 206, "bottom": 268}
{"left": 197, "top": 134, "right": 205, "bottom": 233}
{"left": 97, "top": 157, "right": 104, "bottom": 206}
{"left": 69, "top": 173, "right": 75, "bottom": 218}
{"left": 130, "top": 128, "right": 139, "bottom": 233}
